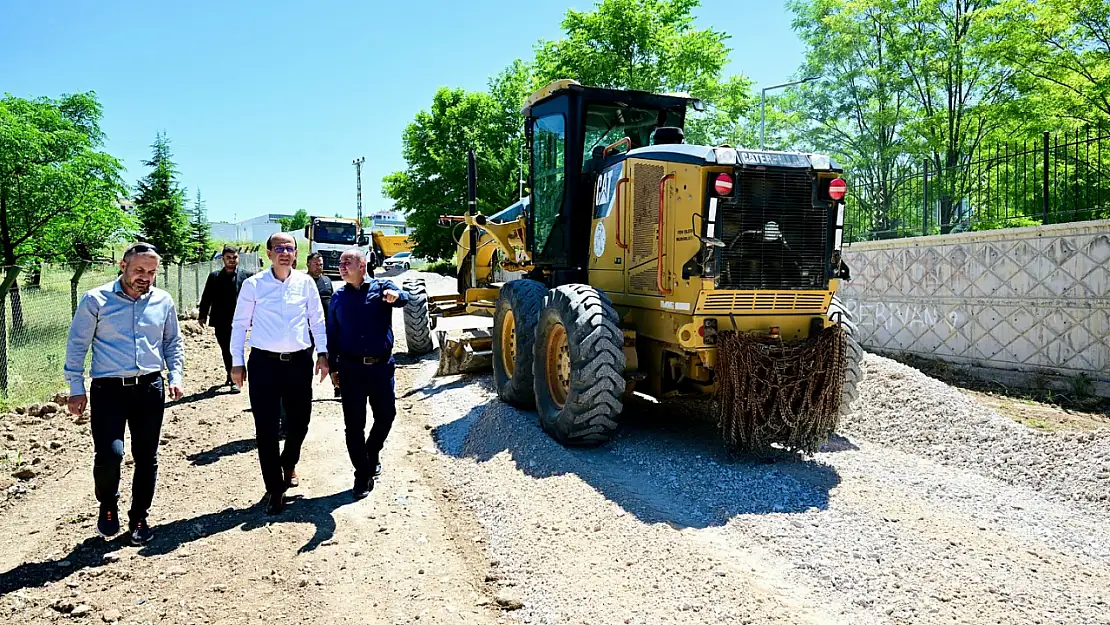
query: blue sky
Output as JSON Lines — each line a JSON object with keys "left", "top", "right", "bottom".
{"left": 1, "top": 0, "right": 806, "bottom": 224}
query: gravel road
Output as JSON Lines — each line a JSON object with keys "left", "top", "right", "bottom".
{"left": 396, "top": 271, "right": 1110, "bottom": 625}
{"left": 2, "top": 268, "right": 1107, "bottom": 625}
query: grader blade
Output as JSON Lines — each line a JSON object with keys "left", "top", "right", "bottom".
{"left": 714, "top": 325, "right": 847, "bottom": 455}
{"left": 434, "top": 328, "right": 494, "bottom": 376}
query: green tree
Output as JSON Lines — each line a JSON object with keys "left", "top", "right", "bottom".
{"left": 0, "top": 92, "right": 131, "bottom": 329}
{"left": 189, "top": 188, "right": 211, "bottom": 261}
{"left": 989, "top": 0, "right": 1110, "bottom": 127}
{"left": 277, "top": 208, "right": 309, "bottom": 232}
{"left": 134, "top": 132, "right": 191, "bottom": 262}
{"left": 789, "top": 0, "right": 918, "bottom": 236}
{"left": 383, "top": 88, "right": 519, "bottom": 260}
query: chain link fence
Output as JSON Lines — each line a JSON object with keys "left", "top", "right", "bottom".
{"left": 0, "top": 253, "right": 262, "bottom": 409}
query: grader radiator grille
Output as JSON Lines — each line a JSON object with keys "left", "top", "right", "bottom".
{"left": 717, "top": 168, "right": 828, "bottom": 290}
{"left": 631, "top": 163, "right": 665, "bottom": 266}
{"left": 697, "top": 291, "right": 831, "bottom": 314}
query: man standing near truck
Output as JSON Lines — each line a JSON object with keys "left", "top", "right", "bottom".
{"left": 326, "top": 248, "right": 408, "bottom": 500}
{"left": 307, "top": 252, "right": 340, "bottom": 398}
{"left": 198, "top": 245, "right": 252, "bottom": 390}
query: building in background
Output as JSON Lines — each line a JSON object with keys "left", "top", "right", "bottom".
{"left": 208, "top": 213, "right": 291, "bottom": 243}
{"left": 366, "top": 211, "right": 408, "bottom": 235}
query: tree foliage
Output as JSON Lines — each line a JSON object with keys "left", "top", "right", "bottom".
{"left": 189, "top": 188, "right": 212, "bottom": 261}
{"left": 383, "top": 88, "right": 522, "bottom": 260}
{"left": 0, "top": 92, "right": 131, "bottom": 267}
{"left": 385, "top": 0, "right": 759, "bottom": 259}
{"left": 277, "top": 208, "right": 309, "bottom": 233}
{"left": 134, "top": 132, "right": 191, "bottom": 262}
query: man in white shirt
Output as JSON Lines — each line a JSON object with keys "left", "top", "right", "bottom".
{"left": 231, "top": 232, "right": 329, "bottom": 515}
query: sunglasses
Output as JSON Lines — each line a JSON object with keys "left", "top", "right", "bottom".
{"left": 271, "top": 245, "right": 296, "bottom": 254}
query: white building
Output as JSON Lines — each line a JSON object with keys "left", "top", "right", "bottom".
{"left": 368, "top": 211, "right": 408, "bottom": 235}
{"left": 210, "top": 213, "right": 291, "bottom": 243}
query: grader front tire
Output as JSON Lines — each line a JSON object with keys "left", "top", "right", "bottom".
{"left": 533, "top": 285, "right": 626, "bottom": 446}
{"left": 492, "top": 280, "right": 547, "bottom": 407}
{"left": 828, "top": 296, "right": 864, "bottom": 416}
{"left": 402, "top": 279, "right": 434, "bottom": 356}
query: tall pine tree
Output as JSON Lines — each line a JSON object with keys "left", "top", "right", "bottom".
{"left": 189, "top": 188, "right": 211, "bottom": 261}
{"left": 134, "top": 132, "right": 190, "bottom": 262}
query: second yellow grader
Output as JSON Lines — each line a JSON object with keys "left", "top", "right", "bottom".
{"left": 402, "top": 79, "right": 863, "bottom": 454}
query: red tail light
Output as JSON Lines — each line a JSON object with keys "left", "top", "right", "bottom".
{"left": 714, "top": 173, "right": 734, "bottom": 196}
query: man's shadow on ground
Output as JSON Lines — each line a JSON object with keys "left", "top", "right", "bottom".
{"left": 0, "top": 491, "right": 356, "bottom": 596}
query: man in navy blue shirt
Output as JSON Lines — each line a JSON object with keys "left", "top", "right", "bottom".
{"left": 327, "top": 248, "right": 410, "bottom": 500}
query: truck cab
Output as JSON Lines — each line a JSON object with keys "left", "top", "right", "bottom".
{"left": 304, "top": 216, "right": 369, "bottom": 277}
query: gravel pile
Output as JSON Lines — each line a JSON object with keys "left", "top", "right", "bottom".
{"left": 403, "top": 330, "right": 1110, "bottom": 624}
{"left": 844, "top": 354, "right": 1110, "bottom": 512}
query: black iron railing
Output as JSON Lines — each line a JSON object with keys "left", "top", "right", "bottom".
{"left": 845, "top": 124, "right": 1110, "bottom": 241}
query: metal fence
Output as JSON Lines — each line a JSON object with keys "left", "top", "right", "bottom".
{"left": 0, "top": 253, "right": 261, "bottom": 407}
{"left": 846, "top": 124, "right": 1110, "bottom": 241}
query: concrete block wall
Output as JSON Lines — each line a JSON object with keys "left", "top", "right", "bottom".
{"left": 838, "top": 219, "right": 1110, "bottom": 396}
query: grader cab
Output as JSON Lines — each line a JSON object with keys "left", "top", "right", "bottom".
{"left": 401, "top": 79, "right": 863, "bottom": 454}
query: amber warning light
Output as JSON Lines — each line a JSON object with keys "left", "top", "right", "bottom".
{"left": 714, "top": 173, "right": 734, "bottom": 196}
{"left": 828, "top": 178, "right": 847, "bottom": 201}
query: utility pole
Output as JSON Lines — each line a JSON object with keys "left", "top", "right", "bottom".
{"left": 760, "top": 77, "right": 819, "bottom": 150}
{"left": 352, "top": 156, "right": 366, "bottom": 227}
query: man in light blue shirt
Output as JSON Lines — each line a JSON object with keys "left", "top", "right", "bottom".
{"left": 65, "top": 242, "right": 185, "bottom": 545}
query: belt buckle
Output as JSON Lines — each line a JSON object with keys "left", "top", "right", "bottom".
{"left": 362, "top": 356, "right": 376, "bottom": 365}
{"left": 279, "top": 352, "right": 292, "bottom": 361}
{"left": 122, "top": 376, "right": 139, "bottom": 386}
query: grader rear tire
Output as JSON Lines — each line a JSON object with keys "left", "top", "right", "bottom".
{"left": 492, "top": 279, "right": 547, "bottom": 407}
{"left": 402, "top": 279, "right": 434, "bottom": 356}
{"left": 533, "top": 285, "right": 626, "bottom": 446}
{"left": 828, "top": 296, "right": 864, "bottom": 415}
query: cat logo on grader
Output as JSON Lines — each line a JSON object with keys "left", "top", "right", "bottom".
{"left": 400, "top": 79, "right": 862, "bottom": 454}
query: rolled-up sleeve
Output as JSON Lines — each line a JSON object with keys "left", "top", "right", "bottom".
{"left": 162, "top": 299, "right": 185, "bottom": 386}
{"left": 64, "top": 293, "right": 98, "bottom": 396}
{"left": 230, "top": 278, "right": 256, "bottom": 367}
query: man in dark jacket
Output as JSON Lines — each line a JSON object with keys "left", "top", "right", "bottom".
{"left": 199, "top": 245, "right": 253, "bottom": 390}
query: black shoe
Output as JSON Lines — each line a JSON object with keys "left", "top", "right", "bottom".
{"left": 129, "top": 519, "right": 154, "bottom": 545}
{"left": 373, "top": 463, "right": 382, "bottom": 478}
{"left": 266, "top": 492, "right": 285, "bottom": 515}
{"left": 230, "top": 385, "right": 241, "bottom": 394}
{"left": 97, "top": 506, "right": 120, "bottom": 538}
{"left": 352, "top": 479, "right": 372, "bottom": 500}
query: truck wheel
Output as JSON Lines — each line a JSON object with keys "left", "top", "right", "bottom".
{"left": 828, "top": 296, "right": 864, "bottom": 415}
{"left": 492, "top": 279, "right": 547, "bottom": 407}
{"left": 533, "top": 285, "right": 626, "bottom": 446}
{"left": 402, "top": 279, "right": 434, "bottom": 356}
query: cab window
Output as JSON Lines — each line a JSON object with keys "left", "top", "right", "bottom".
{"left": 532, "top": 114, "right": 566, "bottom": 253}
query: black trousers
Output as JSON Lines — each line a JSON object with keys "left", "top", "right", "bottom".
{"left": 247, "top": 348, "right": 313, "bottom": 494}
{"left": 339, "top": 359, "right": 396, "bottom": 482}
{"left": 89, "top": 374, "right": 165, "bottom": 525}
{"left": 214, "top": 324, "right": 233, "bottom": 376}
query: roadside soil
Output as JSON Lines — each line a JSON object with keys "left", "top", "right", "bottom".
{"left": 1, "top": 269, "right": 1108, "bottom": 625}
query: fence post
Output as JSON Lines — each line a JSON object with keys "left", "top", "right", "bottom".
{"left": 1042, "top": 131, "right": 1051, "bottom": 223}
{"left": 176, "top": 263, "right": 183, "bottom": 307}
{"left": 193, "top": 263, "right": 200, "bottom": 309}
{"left": 163, "top": 264, "right": 169, "bottom": 289}
{"left": 70, "top": 260, "right": 90, "bottom": 316}
{"left": 922, "top": 159, "right": 930, "bottom": 235}
{"left": 0, "top": 267, "right": 24, "bottom": 394}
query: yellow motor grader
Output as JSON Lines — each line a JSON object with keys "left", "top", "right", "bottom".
{"left": 401, "top": 79, "right": 862, "bottom": 453}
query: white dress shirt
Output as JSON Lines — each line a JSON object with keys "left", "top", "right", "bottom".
{"left": 230, "top": 268, "right": 328, "bottom": 367}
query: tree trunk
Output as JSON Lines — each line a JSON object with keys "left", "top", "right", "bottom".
{"left": 0, "top": 267, "right": 22, "bottom": 393}
{"left": 8, "top": 279, "right": 25, "bottom": 333}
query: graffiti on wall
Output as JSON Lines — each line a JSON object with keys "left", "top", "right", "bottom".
{"left": 846, "top": 299, "right": 965, "bottom": 335}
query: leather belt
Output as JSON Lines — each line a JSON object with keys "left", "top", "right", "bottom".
{"left": 252, "top": 347, "right": 311, "bottom": 361}
{"left": 92, "top": 372, "right": 161, "bottom": 387}
{"left": 342, "top": 353, "right": 390, "bottom": 365}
